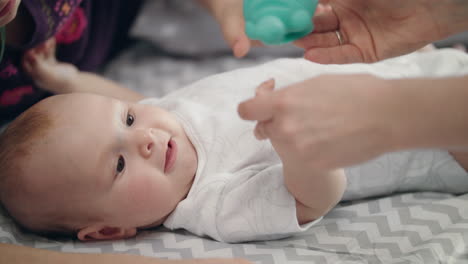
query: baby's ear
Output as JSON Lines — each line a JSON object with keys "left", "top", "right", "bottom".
{"left": 77, "top": 225, "right": 137, "bottom": 241}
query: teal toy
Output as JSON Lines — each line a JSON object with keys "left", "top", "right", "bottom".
{"left": 244, "top": 0, "right": 318, "bottom": 45}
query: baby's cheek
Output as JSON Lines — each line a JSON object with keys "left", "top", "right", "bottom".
{"left": 122, "top": 176, "right": 156, "bottom": 206}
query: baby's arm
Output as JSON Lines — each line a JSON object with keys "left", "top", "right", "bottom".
{"left": 255, "top": 80, "right": 346, "bottom": 224}
{"left": 284, "top": 159, "right": 346, "bottom": 224}
{"left": 22, "top": 38, "right": 144, "bottom": 102}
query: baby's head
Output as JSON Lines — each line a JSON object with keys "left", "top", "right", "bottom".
{"left": 0, "top": 93, "right": 197, "bottom": 240}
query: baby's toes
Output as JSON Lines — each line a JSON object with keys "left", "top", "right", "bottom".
{"left": 43, "top": 38, "right": 57, "bottom": 59}
{"left": 21, "top": 51, "right": 39, "bottom": 76}
{"left": 21, "top": 49, "right": 57, "bottom": 90}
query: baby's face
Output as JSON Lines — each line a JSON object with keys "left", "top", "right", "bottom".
{"left": 26, "top": 93, "right": 197, "bottom": 232}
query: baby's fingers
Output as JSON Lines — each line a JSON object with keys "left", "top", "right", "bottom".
{"left": 254, "top": 121, "right": 269, "bottom": 140}
{"left": 255, "top": 78, "right": 275, "bottom": 96}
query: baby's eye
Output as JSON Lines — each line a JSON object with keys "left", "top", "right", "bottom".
{"left": 126, "top": 113, "right": 135, "bottom": 126}
{"left": 116, "top": 156, "right": 125, "bottom": 173}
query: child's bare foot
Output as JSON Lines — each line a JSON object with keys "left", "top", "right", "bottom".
{"left": 22, "top": 38, "right": 78, "bottom": 94}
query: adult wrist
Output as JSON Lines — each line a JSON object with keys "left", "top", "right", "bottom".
{"left": 386, "top": 75, "right": 468, "bottom": 151}
{"left": 368, "top": 78, "right": 414, "bottom": 153}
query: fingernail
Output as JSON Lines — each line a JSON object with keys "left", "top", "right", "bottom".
{"left": 233, "top": 41, "right": 242, "bottom": 58}
{"left": 233, "top": 39, "right": 249, "bottom": 58}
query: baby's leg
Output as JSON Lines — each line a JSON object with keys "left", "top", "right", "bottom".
{"left": 22, "top": 38, "right": 143, "bottom": 101}
{"left": 22, "top": 38, "right": 78, "bottom": 94}
{"left": 342, "top": 149, "right": 468, "bottom": 201}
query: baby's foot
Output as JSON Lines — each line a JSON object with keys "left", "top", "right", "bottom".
{"left": 22, "top": 38, "right": 78, "bottom": 94}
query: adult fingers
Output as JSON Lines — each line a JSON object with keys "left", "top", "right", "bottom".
{"left": 295, "top": 31, "right": 343, "bottom": 49}
{"left": 315, "top": 3, "right": 332, "bottom": 15}
{"left": 294, "top": 11, "right": 339, "bottom": 49}
{"left": 220, "top": 12, "right": 252, "bottom": 58}
{"left": 304, "top": 45, "right": 364, "bottom": 64}
{"left": 311, "top": 9, "right": 339, "bottom": 32}
{"left": 0, "top": 0, "right": 8, "bottom": 8}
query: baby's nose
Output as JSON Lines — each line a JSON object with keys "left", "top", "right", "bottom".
{"left": 135, "top": 128, "right": 155, "bottom": 158}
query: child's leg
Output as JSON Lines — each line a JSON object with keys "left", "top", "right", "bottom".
{"left": 22, "top": 38, "right": 143, "bottom": 102}
{"left": 343, "top": 149, "right": 468, "bottom": 201}
{"left": 22, "top": 38, "right": 79, "bottom": 94}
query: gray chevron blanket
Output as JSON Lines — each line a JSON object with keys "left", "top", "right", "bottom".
{"left": 1, "top": 192, "right": 466, "bottom": 263}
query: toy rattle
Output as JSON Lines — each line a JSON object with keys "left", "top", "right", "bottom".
{"left": 244, "top": 0, "right": 318, "bottom": 45}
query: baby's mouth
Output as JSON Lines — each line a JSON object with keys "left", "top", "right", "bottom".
{"left": 164, "top": 138, "right": 177, "bottom": 173}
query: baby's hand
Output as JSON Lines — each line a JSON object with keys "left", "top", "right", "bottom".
{"left": 22, "top": 38, "right": 78, "bottom": 94}
{"left": 252, "top": 78, "right": 275, "bottom": 140}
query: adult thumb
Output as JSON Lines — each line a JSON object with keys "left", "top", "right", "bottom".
{"left": 221, "top": 13, "right": 251, "bottom": 58}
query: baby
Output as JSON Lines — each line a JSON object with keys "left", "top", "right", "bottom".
{"left": 1, "top": 44, "right": 468, "bottom": 243}
{"left": 0, "top": 41, "right": 346, "bottom": 243}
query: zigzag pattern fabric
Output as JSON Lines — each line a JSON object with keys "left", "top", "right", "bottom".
{"left": 1, "top": 192, "right": 467, "bottom": 263}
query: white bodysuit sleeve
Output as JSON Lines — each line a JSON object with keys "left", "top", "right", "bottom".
{"left": 215, "top": 164, "right": 321, "bottom": 243}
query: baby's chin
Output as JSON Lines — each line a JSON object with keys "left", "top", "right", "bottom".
{"left": 138, "top": 217, "right": 167, "bottom": 230}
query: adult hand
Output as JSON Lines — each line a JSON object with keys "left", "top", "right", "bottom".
{"left": 0, "top": 0, "right": 21, "bottom": 26}
{"left": 197, "top": 0, "right": 262, "bottom": 58}
{"left": 238, "top": 75, "right": 400, "bottom": 170}
{"left": 295, "top": 0, "right": 468, "bottom": 64}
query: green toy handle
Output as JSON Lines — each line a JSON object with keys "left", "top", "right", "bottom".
{"left": 0, "top": 26, "right": 5, "bottom": 63}
{"left": 244, "top": 0, "right": 318, "bottom": 45}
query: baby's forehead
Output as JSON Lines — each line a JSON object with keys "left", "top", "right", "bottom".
{"left": 43, "top": 94, "right": 116, "bottom": 122}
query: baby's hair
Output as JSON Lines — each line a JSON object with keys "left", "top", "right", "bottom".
{"left": 0, "top": 100, "right": 101, "bottom": 238}
{"left": 0, "top": 103, "right": 52, "bottom": 197}
{"left": 0, "top": 103, "right": 62, "bottom": 235}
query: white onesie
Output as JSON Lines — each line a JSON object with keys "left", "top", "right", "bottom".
{"left": 140, "top": 49, "right": 468, "bottom": 243}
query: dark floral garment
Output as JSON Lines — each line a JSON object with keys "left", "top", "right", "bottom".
{"left": 0, "top": 0, "right": 142, "bottom": 123}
